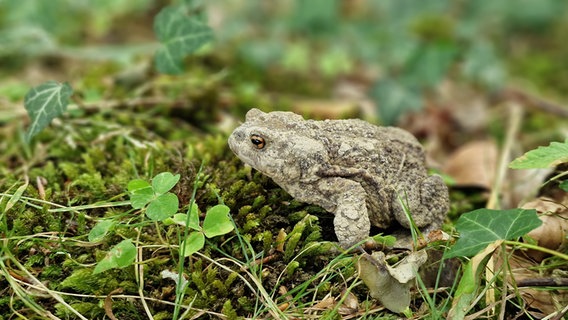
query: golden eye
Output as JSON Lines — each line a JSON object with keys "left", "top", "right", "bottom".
{"left": 250, "top": 134, "right": 265, "bottom": 149}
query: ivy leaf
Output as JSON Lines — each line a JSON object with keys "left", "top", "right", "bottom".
{"left": 462, "top": 41, "right": 505, "bottom": 89}
{"left": 93, "top": 239, "right": 137, "bottom": 274}
{"left": 152, "top": 172, "right": 180, "bottom": 195}
{"left": 146, "top": 192, "right": 179, "bottom": 221}
{"left": 370, "top": 78, "right": 422, "bottom": 125}
{"left": 88, "top": 220, "right": 115, "bottom": 243}
{"left": 403, "top": 43, "right": 457, "bottom": 88}
{"left": 153, "top": 4, "right": 213, "bottom": 74}
{"left": 181, "top": 231, "right": 205, "bottom": 257}
{"left": 24, "top": 81, "right": 73, "bottom": 143}
{"left": 445, "top": 208, "right": 542, "bottom": 258}
{"left": 203, "top": 205, "right": 234, "bottom": 238}
{"left": 509, "top": 139, "right": 568, "bottom": 169}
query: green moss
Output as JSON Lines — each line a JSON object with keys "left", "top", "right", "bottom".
{"left": 222, "top": 300, "right": 240, "bottom": 320}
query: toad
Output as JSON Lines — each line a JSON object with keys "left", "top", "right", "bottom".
{"left": 228, "top": 108, "right": 449, "bottom": 248}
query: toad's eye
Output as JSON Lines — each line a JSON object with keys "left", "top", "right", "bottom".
{"left": 250, "top": 134, "right": 266, "bottom": 149}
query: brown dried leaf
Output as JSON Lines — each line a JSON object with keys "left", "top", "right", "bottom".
{"left": 291, "top": 99, "right": 360, "bottom": 119}
{"left": 443, "top": 140, "right": 497, "bottom": 189}
{"left": 495, "top": 251, "right": 568, "bottom": 316}
{"left": 338, "top": 289, "right": 359, "bottom": 315}
{"left": 521, "top": 197, "right": 568, "bottom": 261}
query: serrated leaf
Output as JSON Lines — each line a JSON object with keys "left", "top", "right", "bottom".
{"left": 509, "top": 139, "right": 568, "bottom": 169}
{"left": 153, "top": 4, "right": 213, "bottom": 74}
{"left": 93, "top": 239, "right": 136, "bottom": 274}
{"left": 88, "top": 220, "right": 115, "bottom": 243}
{"left": 146, "top": 192, "right": 179, "bottom": 221}
{"left": 181, "top": 231, "right": 205, "bottom": 257}
{"left": 445, "top": 208, "right": 542, "bottom": 258}
{"left": 203, "top": 205, "right": 234, "bottom": 238}
{"left": 24, "top": 81, "right": 73, "bottom": 143}
{"left": 128, "top": 179, "right": 154, "bottom": 209}
{"left": 152, "top": 172, "right": 180, "bottom": 195}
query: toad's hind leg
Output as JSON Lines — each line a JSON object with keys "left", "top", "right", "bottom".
{"left": 317, "top": 178, "right": 371, "bottom": 249}
{"left": 392, "top": 175, "right": 449, "bottom": 232}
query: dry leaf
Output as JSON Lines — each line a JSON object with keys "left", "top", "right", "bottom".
{"left": 291, "top": 99, "right": 360, "bottom": 119}
{"left": 275, "top": 228, "right": 287, "bottom": 252}
{"left": 521, "top": 197, "right": 568, "bottom": 261}
{"left": 337, "top": 289, "right": 359, "bottom": 315}
{"left": 443, "top": 140, "right": 498, "bottom": 189}
{"left": 358, "top": 250, "right": 427, "bottom": 313}
{"left": 495, "top": 250, "right": 568, "bottom": 316}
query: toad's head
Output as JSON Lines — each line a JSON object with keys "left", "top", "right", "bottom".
{"left": 228, "top": 108, "right": 328, "bottom": 183}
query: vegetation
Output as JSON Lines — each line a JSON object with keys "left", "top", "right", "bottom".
{"left": 1, "top": 1, "right": 568, "bottom": 319}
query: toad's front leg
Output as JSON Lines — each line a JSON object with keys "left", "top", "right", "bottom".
{"left": 316, "top": 178, "right": 371, "bottom": 249}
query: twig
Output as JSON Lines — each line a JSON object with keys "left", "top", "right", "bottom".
{"left": 104, "top": 288, "right": 124, "bottom": 320}
{"left": 516, "top": 278, "right": 568, "bottom": 287}
{"left": 501, "top": 87, "right": 568, "bottom": 118}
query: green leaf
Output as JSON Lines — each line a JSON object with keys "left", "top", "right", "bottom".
{"left": 164, "top": 213, "right": 188, "bottom": 226}
{"left": 146, "top": 192, "right": 179, "bottom": 221}
{"left": 152, "top": 172, "right": 180, "bottom": 195}
{"left": 560, "top": 180, "right": 568, "bottom": 192}
{"left": 187, "top": 202, "right": 200, "bottom": 231}
{"left": 88, "top": 220, "right": 115, "bottom": 243}
{"left": 5, "top": 181, "right": 28, "bottom": 213}
{"left": 153, "top": 4, "right": 213, "bottom": 74}
{"left": 509, "top": 139, "right": 568, "bottom": 169}
{"left": 181, "top": 231, "right": 205, "bottom": 257}
{"left": 93, "top": 239, "right": 137, "bottom": 274}
{"left": 462, "top": 41, "right": 505, "bottom": 89}
{"left": 128, "top": 179, "right": 154, "bottom": 209}
{"left": 203, "top": 205, "right": 234, "bottom": 238}
{"left": 128, "top": 179, "right": 151, "bottom": 192}
{"left": 370, "top": 78, "right": 422, "bottom": 125}
{"left": 24, "top": 81, "right": 73, "bottom": 143}
{"left": 403, "top": 43, "right": 457, "bottom": 88}
{"left": 445, "top": 208, "right": 542, "bottom": 258}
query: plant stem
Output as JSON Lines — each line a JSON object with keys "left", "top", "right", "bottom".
{"left": 505, "top": 240, "right": 568, "bottom": 261}
{"left": 173, "top": 162, "right": 204, "bottom": 320}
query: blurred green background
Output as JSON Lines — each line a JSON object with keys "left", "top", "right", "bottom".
{"left": 1, "top": 0, "right": 567, "bottom": 125}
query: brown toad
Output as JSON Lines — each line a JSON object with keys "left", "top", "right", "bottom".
{"left": 228, "top": 108, "right": 449, "bottom": 248}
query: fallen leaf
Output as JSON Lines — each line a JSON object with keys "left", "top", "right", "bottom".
{"left": 358, "top": 250, "right": 427, "bottom": 313}
{"left": 448, "top": 241, "right": 502, "bottom": 319}
{"left": 521, "top": 197, "right": 568, "bottom": 261}
{"left": 291, "top": 99, "right": 360, "bottom": 120}
{"left": 337, "top": 289, "right": 359, "bottom": 315}
{"left": 443, "top": 140, "right": 497, "bottom": 189}
{"left": 494, "top": 249, "right": 568, "bottom": 316}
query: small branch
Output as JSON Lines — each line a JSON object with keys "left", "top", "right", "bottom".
{"left": 501, "top": 87, "right": 568, "bottom": 118}
{"left": 516, "top": 278, "right": 568, "bottom": 287}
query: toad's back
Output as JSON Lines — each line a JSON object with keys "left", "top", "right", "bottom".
{"left": 303, "top": 118, "right": 428, "bottom": 185}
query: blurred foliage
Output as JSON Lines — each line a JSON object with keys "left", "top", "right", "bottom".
{"left": 2, "top": 0, "right": 567, "bottom": 123}
{"left": 1, "top": 0, "right": 568, "bottom": 318}
{"left": 212, "top": 0, "right": 568, "bottom": 123}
